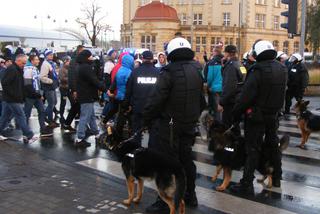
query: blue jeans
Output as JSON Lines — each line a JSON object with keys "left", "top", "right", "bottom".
{"left": 0, "top": 102, "right": 33, "bottom": 138}
{"left": 77, "top": 103, "right": 99, "bottom": 139}
{"left": 24, "top": 98, "right": 46, "bottom": 131}
{"left": 44, "top": 90, "right": 57, "bottom": 122}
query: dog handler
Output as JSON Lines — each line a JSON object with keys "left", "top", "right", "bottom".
{"left": 143, "top": 38, "right": 206, "bottom": 212}
{"left": 231, "top": 40, "right": 288, "bottom": 193}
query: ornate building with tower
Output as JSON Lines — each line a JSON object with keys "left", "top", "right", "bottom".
{"left": 121, "top": 0, "right": 300, "bottom": 59}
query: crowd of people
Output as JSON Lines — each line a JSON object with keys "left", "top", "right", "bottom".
{"left": 0, "top": 34, "right": 310, "bottom": 213}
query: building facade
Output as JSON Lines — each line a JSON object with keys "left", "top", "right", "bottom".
{"left": 121, "top": 0, "right": 300, "bottom": 58}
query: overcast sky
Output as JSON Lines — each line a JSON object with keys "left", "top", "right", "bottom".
{"left": 0, "top": 0, "right": 123, "bottom": 40}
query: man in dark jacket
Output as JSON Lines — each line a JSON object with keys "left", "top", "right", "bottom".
{"left": 74, "top": 50, "right": 106, "bottom": 147}
{"left": 62, "top": 45, "right": 84, "bottom": 131}
{"left": 0, "top": 54, "right": 38, "bottom": 143}
{"left": 218, "top": 45, "right": 243, "bottom": 129}
{"left": 143, "top": 38, "right": 206, "bottom": 213}
{"left": 123, "top": 50, "right": 159, "bottom": 146}
{"left": 231, "top": 40, "right": 288, "bottom": 193}
{"left": 284, "top": 53, "right": 309, "bottom": 115}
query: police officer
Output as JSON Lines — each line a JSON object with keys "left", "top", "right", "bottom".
{"left": 284, "top": 53, "right": 309, "bottom": 115}
{"left": 124, "top": 50, "right": 159, "bottom": 146}
{"left": 143, "top": 38, "right": 206, "bottom": 212}
{"left": 231, "top": 40, "right": 288, "bottom": 193}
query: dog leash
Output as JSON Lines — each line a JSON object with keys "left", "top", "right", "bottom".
{"left": 223, "top": 125, "right": 235, "bottom": 136}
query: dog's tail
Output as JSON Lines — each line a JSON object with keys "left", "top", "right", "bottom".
{"left": 280, "top": 135, "right": 290, "bottom": 152}
{"left": 174, "top": 169, "right": 186, "bottom": 211}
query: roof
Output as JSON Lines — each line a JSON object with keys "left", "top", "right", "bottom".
{"left": 0, "top": 25, "right": 82, "bottom": 41}
{"left": 132, "top": 1, "right": 179, "bottom": 22}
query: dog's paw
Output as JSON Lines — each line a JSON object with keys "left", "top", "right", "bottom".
{"left": 216, "top": 185, "right": 226, "bottom": 191}
{"left": 122, "top": 199, "right": 132, "bottom": 206}
{"left": 133, "top": 197, "right": 141, "bottom": 203}
{"left": 211, "top": 176, "right": 218, "bottom": 182}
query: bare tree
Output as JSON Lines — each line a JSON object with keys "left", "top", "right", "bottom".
{"left": 76, "top": 0, "right": 111, "bottom": 46}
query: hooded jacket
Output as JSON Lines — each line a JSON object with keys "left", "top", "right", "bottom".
{"left": 207, "top": 55, "right": 223, "bottom": 93}
{"left": 155, "top": 52, "right": 167, "bottom": 69}
{"left": 287, "top": 62, "right": 309, "bottom": 95}
{"left": 76, "top": 50, "right": 105, "bottom": 104}
{"left": 114, "top": 54, "right": 134, "bottom": 101}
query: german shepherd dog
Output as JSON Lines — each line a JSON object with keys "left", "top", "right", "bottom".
{"left": 209, "top": 121, "right": 290, "bottom": 191}
{"left": 294, "top": 100, "right": 320, "bottom": 149}
{"left": 97, "top": 126, "right": 186, "bottom": 214}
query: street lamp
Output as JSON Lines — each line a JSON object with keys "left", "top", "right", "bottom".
{"left": 34, "top": 14, "right": 52, "bottom": 49}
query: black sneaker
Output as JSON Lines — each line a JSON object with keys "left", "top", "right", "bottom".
{"left": 230, "top": 182, "right": 254, "bottom": 195}
{"left": 184, "top": 192, "right": 198, "bottom": 207}
{"left": 40, "top": 128, "right": 53, "bottom": 137}
{"left": 61, "top": 124, "right": 76, "bottom": 132}
{"left": 145, "top": 197, "right": 169, "bottom": 213}
{"left": 74, "top": 138, "right": 91, "bottom": 147}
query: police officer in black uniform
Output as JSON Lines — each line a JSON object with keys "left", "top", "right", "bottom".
{"left": 143, "top": 38, "right": 206, "bottom": 213}
{"left": 231, "top": 40, "right": 288, "bottom": 193}
{"left": 123, "top": 50, "right": 159, "bottom": 146}
{"left": 284, "top": 53, "right": 309, "bottom": 115}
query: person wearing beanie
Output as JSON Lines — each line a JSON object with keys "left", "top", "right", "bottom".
{"left": 218, "top": 45, "right": 243, "bottom": 134}
{"left": 0, "top": 54, "right": 39, "bottom": 144}
{"left": 123, "top": 50, "right": 159, "bottom": 146}
{"left": 24, "top": 55, "right": 53, "bottom": 137}
{"left": 231, "top": 40, "right": 287, "bottom": 193}
{"left": 40, "top": 49, "right": 60, "bottom": 128}
{"left": 74, "top": 50, "right": 106, "bottom": 147}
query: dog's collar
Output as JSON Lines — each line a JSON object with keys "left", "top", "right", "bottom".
{"left": 126, "top": 153, "right": 135, "bottom": 158}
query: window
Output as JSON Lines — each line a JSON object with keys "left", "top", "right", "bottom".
{"left": 283, "top": 41, "right": 289, "bottom": 54}
{"left": 141, "top": 35, "right": 156, "bottom": 52}
{"left": 225, "top": 37, "right": 234, "bottom": 45}
{"left": 274, "top": 0, "right": 280, "bottom": 7}
{"left": 273, "top": 40, "right": 279, "bottom": 50}
{"left": 124, "top": 36, "right": 131, "bottom": 47}
{"left": 223, "top": 13, "right": 231, "bottom": 27}
{"left": 273, "top": 16, "right": 279, "bottom": 30}
{"left": 181, "top": 13, "right": 187, "bottom": 25}
{"left": 255, "top": 14, "right": 266, "bottom": 29}
{"left": 211, "top": 37, "right": 216, "bottom": 50}
{"left": 222, "top": 0, "right": 232, "bottom": 4}
{"left": 256, "top": 0, "right": 266, "bottom": 5}
{"left": 294, "top": 41, "right": 299, "bottom": 53}
{"left": 195, "top": 36, "right": 206, "bottom": 52}
{"left": 193, "top": 14, "right": 203, "bottom": 25}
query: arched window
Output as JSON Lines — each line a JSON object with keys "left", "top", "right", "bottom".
{"left": 283, "top": 41, "right": 289, "bottom": 54}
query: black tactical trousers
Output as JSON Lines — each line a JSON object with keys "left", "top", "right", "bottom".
{"left": 285, "top": 89, "right": 303, "bottom": 114}
{"left": 242, "top": 114, "right": 282, "bottom": 185}
{"left": 154, "top": 119, "right": 197, "bottom": 194}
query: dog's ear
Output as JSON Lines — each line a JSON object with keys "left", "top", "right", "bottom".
{"left": 304, "top": 100, "right": 310, "bottom": 106}
{"left": 279, "top": 135, "right": 290, "bottom": 151}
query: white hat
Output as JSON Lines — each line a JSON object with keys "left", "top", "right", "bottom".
{"left": 290, "top": 53, "right": 303, "bottom": 62}
{"left": 166, "top": 37, "right": 193, "bottom": 60}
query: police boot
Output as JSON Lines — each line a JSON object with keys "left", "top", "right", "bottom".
{"left": 145, "top": 197, "right": 169, "bottom": 213}
{"left": 184, "top": 191, "right": 198, "bottom": 207}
